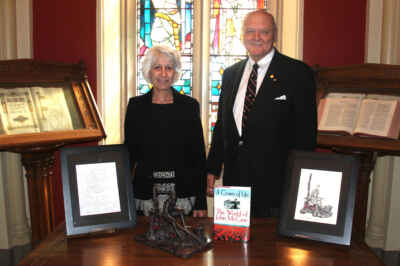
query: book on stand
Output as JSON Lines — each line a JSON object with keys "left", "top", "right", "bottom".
{"left": 318, "top": 93, "right": 400, "bottom": 139}
{"left": 213, "top": 186, "right": 251, "bottom": 242}
{"left": 0, "top": 87, "right": 73, "bottom": 135}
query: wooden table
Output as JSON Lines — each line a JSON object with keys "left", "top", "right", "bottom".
{"left": 19, "top": 217, "right": 384, "bottom": 266}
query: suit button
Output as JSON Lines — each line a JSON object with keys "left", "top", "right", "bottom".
{"left": 238, "top": 140, "right": 244, "bottom": 146}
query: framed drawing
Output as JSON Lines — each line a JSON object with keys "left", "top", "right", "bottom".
{"left": 60, "top": 144, "right": 136, "bottom": 236}
{"left": 278, "top": 150, "right": 359, "bottom": 246}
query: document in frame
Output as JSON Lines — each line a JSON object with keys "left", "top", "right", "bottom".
{"left": 0, "top": 87, "right": 40, "bottom": 134}
{"left": 75, "top": 162, "right": 122, "bottom": 216}
{"left": 31, "top": 86, "right": 74, "bottom": 132}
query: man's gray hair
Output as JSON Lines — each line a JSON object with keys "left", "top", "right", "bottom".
{"left": 242, "top": 9, "right": 277, "bottom": 41}
{"left": 141, "top": 45, "right": 182, "bottom": 84}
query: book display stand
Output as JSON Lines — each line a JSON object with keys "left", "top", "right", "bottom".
{"left": 0, "top": 59, "right": 106, "bottom": 246}
{"left": 315, "top": 63, "right": 400, "bottom": 242}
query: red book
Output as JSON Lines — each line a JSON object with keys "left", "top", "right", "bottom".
{"left": 213, "top": 186, "right": 251, "bottom": 242}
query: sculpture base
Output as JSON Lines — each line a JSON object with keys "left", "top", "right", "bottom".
{"left": 135, "top": 190, "right": 213, "bottom": 258}
{"left": 135, "top": 233, "right": 212, "bottom": 258}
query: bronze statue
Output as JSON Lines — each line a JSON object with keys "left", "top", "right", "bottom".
{"left": 135, "top": 187, "right": 212, "bottom": 258}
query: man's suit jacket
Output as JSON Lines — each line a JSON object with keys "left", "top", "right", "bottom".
{"left": 207, "top": 50, "right": 317, "bottom": 215}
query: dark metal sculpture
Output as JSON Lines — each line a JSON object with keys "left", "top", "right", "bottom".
{"left": 135, "top": 188, "right": 212, "bottom": 258}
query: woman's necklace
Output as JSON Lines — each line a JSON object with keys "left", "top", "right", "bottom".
{"left": 152, "top": 92, "right": 173, "bottom": 104}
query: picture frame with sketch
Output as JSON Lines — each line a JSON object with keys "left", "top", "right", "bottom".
{"left": 60, "top": 144, "right": 136, "bottom": 236}
{"left": 278, "top": 150, "right": 359, "bottom": 246}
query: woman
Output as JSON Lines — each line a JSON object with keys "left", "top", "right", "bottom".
{"left": 124, "top": 45, "right": 207, "bottom": 217}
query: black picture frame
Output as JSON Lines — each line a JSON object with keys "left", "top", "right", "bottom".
{"left": 278, "top": 150, "right": 359, "bottom": 246}
{"left": 60, "top": 144, "right": 136, "bottom": 236}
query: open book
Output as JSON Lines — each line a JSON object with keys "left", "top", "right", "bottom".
{"left": 318, "top": 94, "right": 400, "bottom": 139}
{"left": 0, "top": 87, "right": 73, "bottom": 135}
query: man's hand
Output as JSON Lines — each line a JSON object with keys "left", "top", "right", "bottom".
{"left": 193, "top": 210, "right": 207, "bottom": 217}
{"left": 207, "top": 173, "right": 218, "bottom": 197}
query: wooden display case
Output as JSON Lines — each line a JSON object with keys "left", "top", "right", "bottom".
{"left": 0, "top": 59, "right": 105, "bottom": 150}
{"left": 315, "top": 63, "right": 400, "bottom": 242}
{"left": 0, "top": 59, "right": 106, "bottom": 246}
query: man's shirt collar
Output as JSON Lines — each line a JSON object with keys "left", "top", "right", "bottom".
{"left": 248, "top": 47, "right": 275, "bottom": 68}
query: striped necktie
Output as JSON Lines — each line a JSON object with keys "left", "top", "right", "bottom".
{"left": 242, "top": 63, "right": 259, "bottom": 133}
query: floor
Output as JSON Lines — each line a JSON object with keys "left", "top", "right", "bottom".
{"left": 0, "top": 244, "right": 31, "bottom": 266}
{"left": 371, "top": 248, "right": 400, "bottom": 266}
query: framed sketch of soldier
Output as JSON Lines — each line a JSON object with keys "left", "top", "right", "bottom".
{"left": 60, "top": 144, "right": 136, "bottom": 236}
{"left": 278, "top": 150, "right": 359, "bottom": 246}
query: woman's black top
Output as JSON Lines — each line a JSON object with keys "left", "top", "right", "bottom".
{"left": 124, "top": 89, "right": 207, "bottom": 210}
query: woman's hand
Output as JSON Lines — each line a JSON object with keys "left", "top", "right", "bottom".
{"left": 207, "top": 173, "right": 218, "bottom": 197}
{"left": 193, "top": 210, "right": 207, "bottom": 217}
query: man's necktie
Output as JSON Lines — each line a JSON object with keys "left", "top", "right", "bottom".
{"left": 242, "top": 63, "right": 259, "bottom": 133}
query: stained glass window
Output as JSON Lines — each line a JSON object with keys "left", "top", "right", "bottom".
{"left": 208, "top": 0, "right": 268, "bottom": 141}
{"left": 136, "top": 0, "right": 270, "bottom": 144}
{"left": 137, "top": 0, "right": 193, "bottom": 96}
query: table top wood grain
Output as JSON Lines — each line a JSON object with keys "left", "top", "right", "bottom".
{"left": 19, "top": 217, "right": 384, "bottom": 266}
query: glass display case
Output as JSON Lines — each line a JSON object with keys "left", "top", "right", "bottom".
{"left": 0, "top": 59, "right": 105, "bottom": 150}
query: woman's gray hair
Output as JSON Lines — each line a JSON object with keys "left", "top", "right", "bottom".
{"left": 141, "top": 45, "right": 182, "bottom": 84}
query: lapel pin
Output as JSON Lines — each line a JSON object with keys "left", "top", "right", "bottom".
{"left": 269, "top": 74, "right": 277, "bottom": 82}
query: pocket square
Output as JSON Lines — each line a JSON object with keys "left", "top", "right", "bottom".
{"left": 274, "top": 95, "right": 287, "bottom": 100}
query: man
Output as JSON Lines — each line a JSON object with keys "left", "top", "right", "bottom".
{"left": 206, "top": 10, "right": 317, "bottom": 217}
